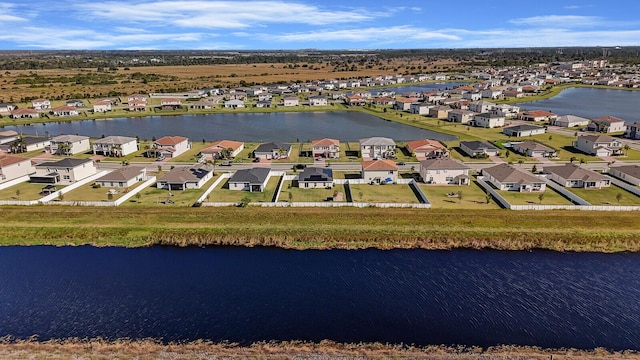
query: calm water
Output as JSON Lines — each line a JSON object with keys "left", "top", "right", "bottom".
{"left": 519, "top": 87, "right": 640, "bottom": 122}
{"left": 4, "top": 112, "right": 455, "bottom": 142}
{"left": 1, "top": 246, "right": 640, "bottom": 350}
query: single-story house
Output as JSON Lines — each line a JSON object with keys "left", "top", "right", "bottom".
{"left": 459, "top": 140, "right": 500, "bottom": 158}
{"left": 308, "top": 95, "right": 328, "bottom": 106}
{"left": 94, "top": 166, "right": 146, "bottom": 188}
{"left": 552, "top": 115, "right": 591, "bottom": 128}
{"left": 253, "top": 142, "right": 292, "bottom": 160}
{"left": 472, "top": 113, "right": 505, "bottom": 128}
{"left": 16, "top": 136, "right": 50, "bottom": 153}
{"left": 420, "top": 158, "right": 470, "bottom": 185}
{"left": 312, "top": 138, "right": 340, "bottom": 159}
{"left": 148, "top": 136, "right": 191, "bottom": 159}
{"left": 587, "top": 116, "right": 627, "bottom": 133}
{"left": 156, "top": 164, "right": 213, "bottom": 190}
{"left": 255, "top": 100, "right": 273, "bottom": 108}
{"left": 573, "top": 135, "right": 623, "bottom": 156}
{"left": 0, "top": 103, "right": 16, "bottom": 115}
{"left": 406, "top": 139, "right": 448, "bottom": 159}
{"left": 160, "top": 98, "right": 183, "bottom": 110}
{"left": 224, "top": 99, "right": 245, "bottom": 108}
{"left": 502, "top": 124, "right": 546, "bottom": 137}
{"left": 297, "top": 167, "right": 334, "bottom": 189}
{"left": 65, "top": 99, "right": 85, "bottom": 107}
{"left": 10, "top": 108, "right": 40, "bottom": 119}
{"left": 190, "top": 100, "right": 214, "bottom": 110}
{"left": 345, "top": 95, "right": 366, "bottom": 106}
{"left": 200, "top": 140, "right": 245, "bottom": 160}
{"left": 544, "top": 163, "right": 610, "bottom": 189}
{"left": 360, "top": 137, "right": 396, "bottom": 159}
{"left": 48, "top": 135, "right": 91, "bottom": 155}
{"left": 372, "top": 97, "right": 395, "bottom": 106}
{"left": 519, "top": 110, "right": 558, "bottom": 122}
{"left": 92, "top": 136, "right": 138, "bottom": 157}
{"left": 608, "top": 165, "right": 640, "bottom": 186}
{"left": 31, "top": 99, "right": 50, "bottom": 110}
{"left": 228, "top": 167, "right": 271, "bottom": 192}
{"left": 511, "top": 141, "right": 557, "bottom": 158}
{"left": 482, "top": 163, "right": 546, "bottom": 192}
{"left": 30, "top": 158, "right": 96, "bottom": 185}
{"left": 361, "top": 159, "right": 398, "bottom": 184}
{"left": 283, "top": 96, "right": 299, "bottom": 107}
{"left": 0, "top": 154, "right": 35, "bottom": 183}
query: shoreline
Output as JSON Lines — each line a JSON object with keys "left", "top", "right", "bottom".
{"left": 1, "top": 207, "right": 639, "bottom": 253}
{"left": 0, "top": 339, "right": 636, "bottom": 359}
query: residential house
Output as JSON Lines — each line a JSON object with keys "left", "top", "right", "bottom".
{"left": 48, "top": 135, "right": 90, "bottom": 155}
{"left": 228, "top": 167, "right": 271, "bottom": 192}
{"left": 128, "top": 99, "right": 147, "bottom": 111}
{"left": 283, "top": 96, "right": 299, "bottom": 107}
{"left": 255, "top": 100, "right": 273, "bottom": 108}
{"left": 552, "top": 115, "right": 590, "bottom": 127}
{"left": 459, "top": 140, "right": 500, "bottom": 158}
{"left": 468, "top": 100, "right": 495, "bottom": 113}
{"left": 511, "top": 141, "right": 557, "bottom": 158}
{"left": 544, "top": 163, "right": 610, "bottom": 189}
{"left": 128, "top": 94, "right": 147, "bottom": 103}
{"left": 419, "top": 158, "right": 471, "bottom": 185}
{"left": 200, "top": 140, "right": 244, "bottom": 160}
{"left": 462, "top": 92, "right": 482, "bottom": 101}
{"left": 472, "top": 113, "right": 505, "bottom": 128}
{"left": 65, "top": 99, "right": 84, "bottom": 107}
{"left": 503, "top": 124, "right": 546, "bottom": 137}
{"left": 482, "top": 163, "right": 546, "bottom": 192}
{"left": 359, "top": 137, "right": 396, "bottom": 159}
{"left": 394, "top": 98, "right": 415, "bottom": 111}
{"left": 94, "top": 166, "right": 146, "bottom": 188}
{"left": 573, "top": 135, "right": 623, "bottom": 156}
{"left": 409, "top": 102, "right": 431, "bottom": 115}
{"left": 428, "top": 105, "right": 451, "bottom": 119}
{"left": 31, "top": 99, "right": 51, "bottom": 110}
{"left": 16, "top": 136, "right": 50, "bottom": 153}
{"left": 406, "top": 139, "right": 448, "bottom": 159}
{"left": 587, "top": 116, "right": 627, "bottom": 133}
{"left": 481, "top": 89, "right": 502, "bottom": 99}
{"left": 10, "top": 108, "right": 39, "bottom": 119}
{"left": 0, "top": 154, "right": 35, "bottom": 183}
{"left": 297, "top": 167, "right": 334, "bottom": 189}
{"left": 308, "top": 95, "right": 328, "bottom": 106}
{"left": 92, "top": 136, "right": 138, "bottom": 157}
{"left": 447, "top": 109, "right": 475, "bottom": 124}
{"left": 625, "top": 122, "right": 640, "bottom": 140}
{"left": 30, "top": 158, "right": 96, "bottom": 185}
{"left": 93, "top": 100, "right": 112, "bottom": 113}
{"left": 224, "top": 99, "right": 245, "bottom": 108}
{"left": 150, "top": 136, "right": 191, "bottom": 159}
{"left": 190, "top": 100, "right": 214, "bottom": 110}
{"left": 311, "top": 138, "right": 340, "bottom": 159}
{"left": 361, "top": 159, "right": 398, "bottom": 184}
{"left": 160, "top": 98, "right": 183, "bottom": 110}
{"left": 490, "top": 104, "right": 521, "bottom": 118}
{"left": 519, "top": 110, "right": 558, "bottom": 122}
{"left": 51, "top": 106, "right": 79, "bottom": 117}
{"left": 372, "top": 97, "right": 395, "bottom": 106}
{"left": 608, "top": 165, "right": 640, "bottom": 186}
{"left": 0, "top": 103, "right": 16, "bottom": 115}
{"left": 345, "top": 95, "right": 366, "bottom": 106}
{"left": 258, "top": 93, "right": 273, "bottom": 102}
{"left": 253, "top": 142, "right": 292, "bottom": 160}
{"left": 156, "top": 164, "right": 213, "bottom": 190}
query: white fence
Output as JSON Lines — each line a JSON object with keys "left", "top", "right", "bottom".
{"left": 607, "top": 175, "right": 640, "bottom": 197}
{"left": 114, "top": 176, "right": 157, "bottom": 206}
{"left": 539, "top": 175, "right": 590, "bottom": 205}
{"left": 0, "top": 175, "right": 30, "bottom": 191}
{"left": 256, "top": 201, "right": 431, "bottom": 208}
{"left": 195, "top": 173, "right": 231, "bottom": 204}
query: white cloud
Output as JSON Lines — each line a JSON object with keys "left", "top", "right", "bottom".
{"left": 264, "top": 26, "right": 461, "bottom": 44}
{"left": 509, "top": 15, "right": 602, "bottom": 27}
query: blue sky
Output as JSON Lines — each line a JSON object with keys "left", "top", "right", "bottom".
{"left": 0, "top": 0, "right": 638, "bottom": 50}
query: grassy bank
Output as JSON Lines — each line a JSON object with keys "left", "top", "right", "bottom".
{"left": 1, "top": 207, "right": 639, "bottom": 252}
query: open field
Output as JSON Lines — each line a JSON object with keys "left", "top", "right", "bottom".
{"left": 349, "top": 183, "right": 420, "bottom": 203}
{"left": 1, "top": 207, "right": 640, "bottom": 252}
{"left": 568, "top": 185, "right": 640, "bottom": 206}
{"left": 419, "top": 181, "right": 501, "bottom": 209}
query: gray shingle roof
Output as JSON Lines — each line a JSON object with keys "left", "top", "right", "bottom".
{"left": 460, "top": 140, "right": 498, "bottom": 151}
{"left": 610, "top": 165, "right": 640, "bottom": 179}
{"left": 299, "top": 167, "right": 333, "bottom": 182}
{"left": 229, "top": 167, "right": 271, "bottom": 184}
{"left": 544, "top": 163, "right": 608, "bottom": 182}
{"left": 36, "top": 158, "right": 92, "bottom": 168}
{"left": 159, "top": 165, "right": 211, "bottom": 183}
{"left": 483, "top": 163, "right": 542, "bottom": 184}
{"left": 419, "top": 158, "right": 470, "bottom": 171}
{"left": 96, "top": 167, "right": 145, "bottom": 182}
{"left": 254, "top": 142, "right": 291, "bottom": 153}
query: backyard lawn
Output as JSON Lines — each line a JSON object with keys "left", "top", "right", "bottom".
{"left": 419, "top": 181, "right": 500, "bottom": 209}
{"left": 497, "top": 187, "right": 574, "bottom": 205}
{"left": 349, "top": 183, "right": 419, "bottom": 203}
{"left": 0, "top": 181, "right": 65, "bottom": 201}
{"left": 278, "top": 181, "right": 346, "bottom": 202}
{"left": 568, "top": 185, "right": 640, "bottom": 206}
{"left": 63, "top": 180, "right": 150, "bottom": 202}
{"left": 207, "top": 175, "right": 280, "bottom": 203}
{"left": 123, "top": 175, "right": 220, "bottom": 207}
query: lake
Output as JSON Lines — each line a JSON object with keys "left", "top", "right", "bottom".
{"left": 1, "top": 246, "right": 639, "bottom": 350}
{"left": 4, "top": 111, "right": 455, "bottom": 142}
{"left": 519, "top": 87, "right": 640, "bottom": 122}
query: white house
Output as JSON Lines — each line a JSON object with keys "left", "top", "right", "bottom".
{"left": 359, "top": 137, "right": 396, "bottom": 159}
{"left": 94, "top": 166, "right": 147, "bottom": 188}
{"left": 544, "top": 163, "right": 610, "bottom": 189}
{"left": 482, "top": 163, "right": 546, "bottom": 192}
{"left": 92, "top": 136, "right": 138, "bottom": 157}
{"left": 587, "top": 116, "right": 627, "bottom": 133}
{"left": 608, "top": 165, "right": 640, "bottom": 186}
{"left": 297, "top": 167, "right": 334, "bottom": 189}
{"left": 31, "top": 99, "right": 51, "bottom": 110}
{"left": 468, "top": 100, "right": 495, "bottom": 113}
{"left": 472, "top": 113, "right": 505, "bottom": 128}
{"left": 30, "top": 158, "right": 96, "bottom": 185}
{"left": 151, "top": 136, "right": 191, "bottom": 159}
{"left": 0, "top": 154, "right": 35, "bottom": 183}
{"left": 93, "top": 100, "right": 112, "bottom": 113}
{"left": 228, "top": 167, "right": 271, "bottom": 192}
{"left": 10, "top": 108, "right": 40, "bottom": 119}
{"left": 312, "top": 138, "right": 340, "bottom": 159}
{"left": 573, "top": 135, "right": 623, "bottom": 156}
{"left": 361, "top": 159, "right": 398, "bottom": 184}
{"left": 200, "top": 140, "right": 244, "bottom": 160}
{"left": 48, "top": 135, "right": 91, "bottom": 155}
{"left": 51, "top": 106, "right": 79, "bottom": 117}
{"left": 502, "top": 124, "right": 546, "bottom": 137}
{"left": 283, "top": 96, "right": 299, "bottom": 107}
{"left": 459, "top": 141, "right": 499, "bottom": 158}
{"left": 224, "top": 99, "right": 245, "bottom": 108}
{"left": 308, "top": 95, "right": 328, "bottom": 106}
{"left": 0, "top": 103, "right": 16, "bottom": 115}
{"left": 511, "top": 141, "right": 557, "bottom": 158}
{"left": 156, "top": 164, "right": 213, "bottom": 190}
{"left": 253, "top": 142, "right": 292, "bottom": 160}
{"left": 420, "top": 158, "right": 470, "bottom": 185}
{"left": 409, "top": 102, "right": 431, "bottom": 115}
{"left": 552, "top": 115, "right": 591, "bottom": 127}
{"left": 447, "top": 109, "right": 475, "bottom": 124}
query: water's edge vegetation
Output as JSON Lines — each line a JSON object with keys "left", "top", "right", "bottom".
{"left": 1, "top": 207, "right": 638, "bottom": 252}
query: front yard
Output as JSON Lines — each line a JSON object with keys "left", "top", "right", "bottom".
{"left": 349, "top": 183, "right": 419, "bottom": 203}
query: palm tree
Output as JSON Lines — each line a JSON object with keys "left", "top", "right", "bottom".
{"left": 57, "top": 142, "right": 71, "bottom": 156}
{"left": 623, "top": 144, "right": 630, "bottom": 157}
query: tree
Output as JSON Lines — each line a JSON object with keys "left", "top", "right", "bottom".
{"left": 107, "top": 192, "right": 113, "bottom": 201}
{"left": 570, "top": 156, "right": 577, "bottom": 163}
{"left": 288, "top": 192, "right": 293, "bottom": 202}
{"left": 517, "top": 159, "right": 524, "bottom": 166}
{"left": 358, "top": 191, "right": 363, "bottom": 202}
{"left": 456, "top": 191, "right": 463, "bottom": 203}
{"left": 616, "top": 192, "right": 622, "bottom": 204}
{"left": 531, "top": 164, "right": 538, "bottom": 173}
{"left": 579, "top": 158, "right": 586, "bottom": 166}
{"left": 505, "top": 150, "right": 510, "bottom": 158}
{"left": 538, "top": 192, "right": 545, "bottom": 204}
{"left": 15, "top": 189, "right": 20, "bottom": 200}
{"left": 623, "top": 144, "right": 630, "bottom": 156}
{"left": 239, "top": 196, "right": 251, "bottom": 207}
{"left": 485, "top": 193, "right": 492, "bottom": 204}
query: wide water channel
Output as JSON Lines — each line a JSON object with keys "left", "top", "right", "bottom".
{"left": 4, "top": 111, "right": 455, "bottom": 142}
{"left": 1, "top": 246, "right": 639, "bottom": 350}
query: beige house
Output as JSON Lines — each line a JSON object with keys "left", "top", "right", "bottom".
{"left": 157, "top": 165, "right": 213, "bottom": 190}
{"left": 359, "top": 137, "right": 396, "bottom": 159}
{"left": 200, "top": 140, "right": 245, "bottom": 160}
{"left": 92, "top": 136, "right": 138, "bottom": 157}
{"left": 420, "top": 158, "right": 470, "bottom": 185}
{"left": 587, "top": 116, "right": 627, "bottom": 133}
{"left": 151, "top": 136, "right": 191, "bottom": 159}
{"left": 94, "top": 166, "right": 146, "bottom": 188}
{"left": 361, "top": 159, "right": 398, "bottom": 184}
{"left": 482, "top": 163, "right": 546, "bottom": 192}
{"left": 608, "top": 165, "right": 640, "bottom": 186}
{"left": 572, "top": 135, "right": 623, "bottom": 156}
{"left": 51, "top": 106, "right": 79, "bottom": 117}
{"left": 312, "top": 138, "right": 340, "bottom": 159}
{"left": 428, "top": 105, "right": 451, "bottom": 119}
{"left": 31, "top": 98, "right": 51, "bottom": 110}
{"left": 472, "top": 113, "right": 505, "bottom": 128}
{"left": 93, "top": 100, "right": 112, "bottom": 113}
{"left": 447, "top": 109, "right": 475, "bottom": 124}
{"left": 30, "top": 158, "right": 96, "bottom": 185}
{"left": 0, "top": 154, "right": 35, "bottom": 183}
{"left": 10, "top": 108, "right": 40, "bottom": 119}
{"left": 544, "top": 163, "right": 610, "bottom": 189}
{"left": 283, "top": 96, "right": 299, "bottom": 107}
{"left": 406, "top": 139, "right": 448, "bottom": 159}
{"left": 48, "top": 135, "right": 91, "bottom": 155}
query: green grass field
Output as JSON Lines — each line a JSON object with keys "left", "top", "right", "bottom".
{"left": 63, "top": 180, "right": 150, "bottom": 202}
{"left": 122, "top": 175, "right": 219, "bottom": 207}
{"left": 207, "top": 175, "right": 280, "bottom": 203}
{"left": 349, "top": 183, "right": 419, "bottom": 203}
{"left": 497, "top": 187, "right": 573, "bottom": 205}
{"left": 278, "top": 181, "right": 346, "bottom": 202}
{"left": 419, "top": 181, "right": 500, "bottom": 209}
{"left": 568, "top": 185, "right": 640, "bottom": 206}
{"left": 0, "top": 181, "right": 64, "bottom": 201}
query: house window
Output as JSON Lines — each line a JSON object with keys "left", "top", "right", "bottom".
{"left": 388, "top": 171, "right": 394, "bottom": 174}
{"left": 446, "top": 176, "right": 453, "bottom": 181}
{"left": 63, "top": 175, "right": 70, "bottom": 180}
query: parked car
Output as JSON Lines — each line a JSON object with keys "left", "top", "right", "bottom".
{"left": 220, "top": 160, "right": 232, "bottom": 166}
{"left": 252, "top": 158, "right": 260, "bottom": 163}
{"left": 156, "top": 155, "right": 165, "bottom": 161}
{"left": 396, "top": 161, "right": 406, "bottom": 166}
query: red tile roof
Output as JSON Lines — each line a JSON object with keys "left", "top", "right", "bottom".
{"left": 362, "top": 159, "right": 398, "bottom": 171}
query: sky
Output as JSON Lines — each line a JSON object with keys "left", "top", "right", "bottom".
{"left": 0, "top": 0, "right": 638, "bottom": 50}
